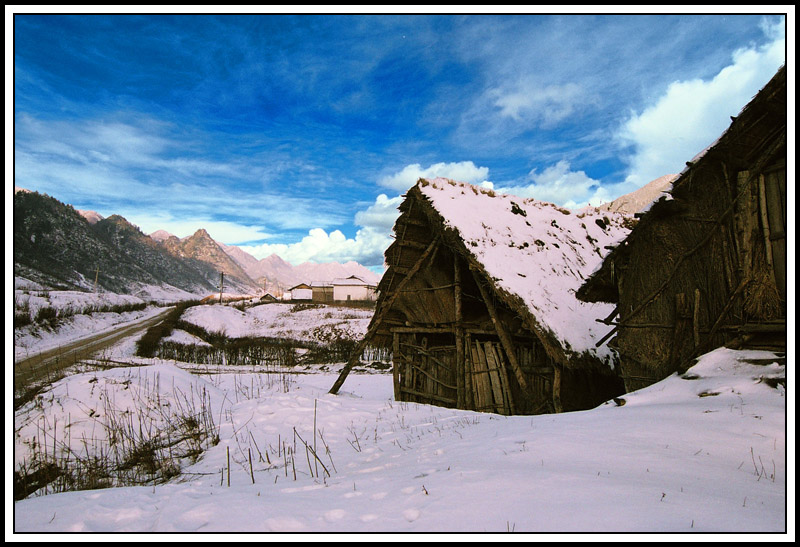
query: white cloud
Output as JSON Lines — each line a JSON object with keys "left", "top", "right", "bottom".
{"left": 240, "top": 191, "right": 406, "bottom": 268}
{"left": 619, "top": 25, "right": 785, "bottom": 188}
{"left": 491, "top": 81, "right": 585, "bottom": 128}
{"left": 494, "top": 160, "right": 603, "bottom": 208}
{"left": 353, "top": 193, "right": 403, "bottom": 231}
{"left": 379, "top": 161, "right": 490, "bottom": 192}
{"left": 239, "top": 226, "right": 391, "bottom": 268}
{"left": 119, "top": 212, "right": 275, "bottom": 245}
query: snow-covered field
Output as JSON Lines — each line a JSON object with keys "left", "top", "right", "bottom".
{"left": 11, "top": 345, "right": 788, "bottom": 535}
{"left": 10, "top": 286, "right": 791, "bottom": 537}
{"left": 178, "top": 302, "right": 373, "bottom": 343}
{"left": 13, "top": 288, "right": 167, "bottom": 361}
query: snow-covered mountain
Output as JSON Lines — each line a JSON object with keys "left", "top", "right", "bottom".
{"left": 149, "top": 229, "right": 174, "bottom": 243}
{"left": 218, "top": 243, "right": 382, "bottom": 292}
{"left": 592, "top": 174, "right": 679, "bottom": 215}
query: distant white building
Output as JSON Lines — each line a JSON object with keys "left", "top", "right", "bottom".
{"left": 286, "top": 283, "right": 313, "bottom": 300}
{"left": 332, "top": 275, "right": 377, "bottom": 302}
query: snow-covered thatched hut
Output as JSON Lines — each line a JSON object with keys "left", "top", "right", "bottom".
{"left": 577, "top": 66, "right": 787, "bottom": 393}
{"left": 331, "top": 178, "right": 637, "bottom": 414}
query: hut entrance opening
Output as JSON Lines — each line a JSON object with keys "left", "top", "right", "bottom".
{"left": 393, "top": 330, "right": 458, "bottom": 408}
{"left": 391, "top": 328, "right": 562, "bottom": 415}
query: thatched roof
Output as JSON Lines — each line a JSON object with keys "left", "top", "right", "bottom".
{"left": 372, "top": 178, "right": 636, "bottom": 369}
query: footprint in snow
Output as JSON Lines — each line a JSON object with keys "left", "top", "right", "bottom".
{"left": 324, "top": 509, "right": 346, "bottom": 522}
{"left": 403, "top": 508, "right": 421, "bottom": 522}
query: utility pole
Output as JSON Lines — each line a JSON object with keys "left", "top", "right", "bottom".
{"left": 93, "top": 266, "right": 100, "bottom": 292}
{"left": 219, "top": 272, "right": 224, "bottom": 305}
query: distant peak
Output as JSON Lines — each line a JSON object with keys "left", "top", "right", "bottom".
{"left": 187, "top": 228, "right": 215, "bottom": 241}
{"left": 149, "top": 229, "right": 175, "bottom": 242}
{"left": 78, "top": 209, "right": 105, "bottom": 225}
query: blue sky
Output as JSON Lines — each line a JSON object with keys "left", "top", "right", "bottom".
{"left": 10, "top": 10, "right": 789, "bottom": 272}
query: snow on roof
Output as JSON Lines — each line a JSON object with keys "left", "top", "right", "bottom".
{"left": 418, "top": 178, "right": 631, "bottom": 363}
{"left": 332, "top": 276, "right": 376, "bottom": 287}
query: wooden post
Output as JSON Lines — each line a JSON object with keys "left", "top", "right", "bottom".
{"left": 692, "top": 289, "right": 701, "bottom": 348}
{"left": 490, "top": 343, "right": 516, "bottom": 414}
{"left": 465, "top": 333, "right": 475, "bottom": 409}
{"left": 393, "top": 332, "right": 401, "bottom": 401}
{"left": 471, "top": 342, "right": 489, "bottom": 411}
{"left": 471, "top": 268, "right": 529, "bottom": 392}
{"left": 758, "top": 174, "right": 778, "bottom": 289}
{"left": 329, "top": 236, "right": 441, "bottom": 395}
{"left": 93, "top": 266, "right": 100, "bottom": 292}
{"left": 220, "top": 272, "right": 224, "bottom": 304}
{"left": 552, "top": 365, "right": 562, "bottom": 413}
{"left": 484, "top": 342, "right": 507, "bottom": 414}
{"left": 454, "top": 257, "right": 465, "bottom": 409}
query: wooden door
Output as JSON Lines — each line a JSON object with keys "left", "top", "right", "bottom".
{"left": 762, "top": 167, "right": 786, "bottom": 310}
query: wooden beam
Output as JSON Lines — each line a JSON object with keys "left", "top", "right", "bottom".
{"left": 470, "top": 269, "right": 529, "bottom": 391}
{"left": 758, "top": 174, "right": 777, "bottom": 287}
{"left": 552, "top": 365, "right": 563, "bottom": 413}
{"left": 693, "top": 289, "right": 701, "bottom": 348}
{"left": 454, "top": 257, "right": 465, "bottom": 409}
{"left": 397, "top": 239, "right": 429, "bottom": 250}
{"left": 465, "top": 333, "right": 475, "bottom": 409}
{"left": 484, "top": 342, "right": 507, "bottom": 415}
{"left": 399, "top": 386, "right": 457, "bottom": 406}
{"left": 407, "top": 363, "right": 457, "bottom": 391}
{"left": 393, "top": 332, "right": 401, "bottom": 401}
{"left": 399, "top": 283, "right": 457, "bottom": 293}
{"left": 490, "top": 342, "right": 516, "bottom": 414}
{"left": 329, "top": 236, "right": 441, "bottom": 394}
{"left": 390, "top": 326, "right": 454, "bottom": 334}
{"left": 399, "top": 342, "right": 452, "bottom": 372}
{"left": 394, "top": 217, "right": 428, "bottom": 228}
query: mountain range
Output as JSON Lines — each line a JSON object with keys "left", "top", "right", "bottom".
{"left": 13, "top": 175, "right": 670, "bottom": 300}
{"left": 13, "top": 187, "right": 381, "bottom": 299}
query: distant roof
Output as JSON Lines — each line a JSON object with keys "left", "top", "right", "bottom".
{"left": 288, "top": 283, "right": 312, "bottom": 290}
{"left": 332, "top": 275, "right": 376, "bottom": 287}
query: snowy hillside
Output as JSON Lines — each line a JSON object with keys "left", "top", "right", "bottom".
{"left": 13, "top": 343, "right": 786, "bottom": 533}
{"left": 179, "top": 302, "right": 373, "bottom": 343}
{"left": 13, "top": 283, "right": 173, "bottom": 361}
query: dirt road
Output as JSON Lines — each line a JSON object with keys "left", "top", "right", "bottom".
{"left": 14, "top": 307, "right": 174, "bottom": 396}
